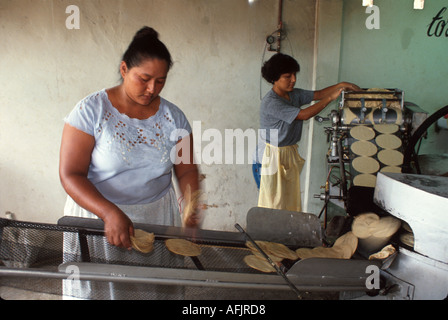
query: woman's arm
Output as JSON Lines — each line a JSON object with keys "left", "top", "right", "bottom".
{"left": 296, "top": 82, "right": 360, "bottom": 120}
{"left": 314, "top": 82, "right": 360, "bottom": 101}
{"left": 173, "top": 134, "right": 202, "bottom": 228}
{"left": 59, "top": 123, "right": 134, "bottom": 249}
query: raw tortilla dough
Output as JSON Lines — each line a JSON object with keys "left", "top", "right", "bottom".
{"left": 350, "top": 125, "right": 375, "bottom": 141}
{"left": 342, "top": 107, "right": 358, "bottom": 124}
{"left": 130, "top": 229, "right": 155, "bottom": 254}
{"left": 351, "top": 140, "right": 378, "bottom": 157}
{"left": 345, "top": 88, "right": 396, "bottom": 108}
{"left": 375, "top": 134, "right": 402, "bottom": 149}
{"left": 165, "top": 238, "right": 201, "bottom": 257}
{"left": 352, "top": 156, "right": 380, "bottom": 174}
{"left": 374, "top": 124, "right": 399, "bottom": 134}
{"left": 243, "top": 255, "right": 276, "bottom": 273}
{"left": 378, "top": 149, "right": 404, "bottom": 166}
{"left": 380, "top": 166, "right": 401, "bottom": 173}
{"left": 353, "top": 174, "right": 377, "bottom": 187}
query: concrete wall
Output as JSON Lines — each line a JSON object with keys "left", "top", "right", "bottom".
{"left": 0, "top": 0, "right": 318, "bottom": 230}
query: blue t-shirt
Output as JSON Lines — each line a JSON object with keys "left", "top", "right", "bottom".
{"left": 260, "top": 88, "right": 315, "bottom": 146}
{"left": 64, "top": 89, "right": 192, "bottom": 205}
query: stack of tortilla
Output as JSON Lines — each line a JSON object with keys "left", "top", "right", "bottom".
{"left": 130, "top": 229, "right": 155, "bottom": 254}
{"left": 352, "top": 212, "right": 401, "bottom": 253}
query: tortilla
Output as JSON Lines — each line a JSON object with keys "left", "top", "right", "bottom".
{"left": 352, "top": 156, "right": 380, "bottom": 174}
{"left": 332, "top": 231, "right": 358, "bottom": 258}
{"left": 353, "top": 173, "right": 377, "bottom": 187}
{"left": 165, "top": 238, "right": 201, "bottom": 257}
{"left": 245, "top": 240, "right": 269, "bottom": 253}
{"left": 295, "top": 232, "right": 358, "bottom": 260}
{"left": 295, "top": 247, "right": 315, "bottom": 260}
{"left": 352, "top": 213, "right": 401, "bottom": 239}
{"left": 350, "top": 125, "right": 375, "bottom": 141}
{"left": 370, "top": 216, "right": 402, "bottom": 238}
{"left": 243, "top": 255, "right": 276, "bottom": 273}
{"left": 351, "top": 213, "right": 380, "bottom": 239}
{"left": 375, "top": 134, "right": 402, "bottom": 149}
{"left": 377, "top": 149, "right": 403, "bottom": 166}
{"left": 380, "top": 166, "right": 402, "bottom": 173}
{"left": 373, "top": 124, "right": 399, "bottom": 134}
{"left": 264, "top": 242, "right": 299, "bottom": 260}
{"left": 245, "top": 241, "right": 295, "bottom": 261}
{"left": 130, "top": 229, "right": 155, "bottom": 254}
{"left": 252, "top": 249, "right": 284, "bottom": 262}
{"left": 368, "top": 244, "right": 396, "bottom": 260}
{"left": 295, "top": 246, "right": 347, "bottom": 260}
{"left": 351, "top": 140, "right": 378, "bottom": 157}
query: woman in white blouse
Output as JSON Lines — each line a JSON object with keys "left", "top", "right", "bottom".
{"left": 60, "top": 26, "right": 201, "bottom": 249}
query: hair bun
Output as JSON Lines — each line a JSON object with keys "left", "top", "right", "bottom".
{"left": 134, "top": 26, "right": 159, "bottom": 41}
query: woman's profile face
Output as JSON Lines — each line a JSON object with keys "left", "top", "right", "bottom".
{"left": 120, "top": 58, "right": 169, "bottom": 106}
{"left": 274, "top": 72, "right": 297, "bottom": 93}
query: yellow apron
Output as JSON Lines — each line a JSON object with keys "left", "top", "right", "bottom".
{"left": 258, "top": 143, "right": 305, "bottom": 212}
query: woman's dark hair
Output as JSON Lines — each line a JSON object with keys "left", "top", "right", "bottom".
{"left": 261, "top": 53, "right": 300, "bottom": 84}
{"left": 122, "top": 26, "right": 173, "bottom": 70}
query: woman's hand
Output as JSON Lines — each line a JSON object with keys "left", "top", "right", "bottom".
{"left": 327, "top": 82, "right": 361, "bottom": 102}
{"left": 328, "top": 87, "right": 344, "bottom": 101}
{"left": 103, "top": 209, "right": 134, "bottom": 249}
{"left": 339, "top": 82, "right": 361, "bottom": 92}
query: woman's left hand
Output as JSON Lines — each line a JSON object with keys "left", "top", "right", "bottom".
{"left": 340, "top": 82, "right": 361, "bottom": 92}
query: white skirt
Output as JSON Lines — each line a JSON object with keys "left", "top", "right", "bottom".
{"left": 62, "top": 186, "right": 183, "bottom": 300}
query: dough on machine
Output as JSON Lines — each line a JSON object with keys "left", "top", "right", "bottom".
{"left": 352, "top": 156, "right": 380, "bottom": 174}
{"left": 378, "top": 149, "right": 404, "bottom": 166}
{"left": 373, "top": 123, "right": 399, "bottom": 134}
{"left": 375, "top": 134, "right": 402, "bottom": 150}
{"left": 350, "top": 125, "right": 376, "bottom": 141}
{"left": 353, "top": 173, "right": 377, "bottom": 188}
{"left": 351, "top": 140, "right": 378, "bottom": 157}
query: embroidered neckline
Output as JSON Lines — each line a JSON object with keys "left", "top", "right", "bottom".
{"left": 101, "top": 89, "right": 163, "bottom": 122}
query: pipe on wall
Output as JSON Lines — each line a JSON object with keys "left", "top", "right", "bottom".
{"left": 277, "top": 0, "right": 283, "bottom": 52}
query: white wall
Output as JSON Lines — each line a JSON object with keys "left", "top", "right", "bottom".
{"left": 0, "top": 0, "right": 318, "bottom": 231}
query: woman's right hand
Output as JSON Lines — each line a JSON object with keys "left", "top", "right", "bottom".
{"left": 103, "top": 209, "right": 134, "bottom": 249}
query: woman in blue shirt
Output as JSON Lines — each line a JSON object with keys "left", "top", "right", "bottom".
{"left": 256, "top": 53, "right": 359, "bottom": 212}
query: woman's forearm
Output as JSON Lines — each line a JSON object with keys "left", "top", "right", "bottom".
{"left": 296, "top": 95, "right": 332, "bottom": 120}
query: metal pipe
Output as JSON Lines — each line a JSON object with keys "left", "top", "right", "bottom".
{"left": 277, "top": 0, "right": 283, "bottom": 52}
